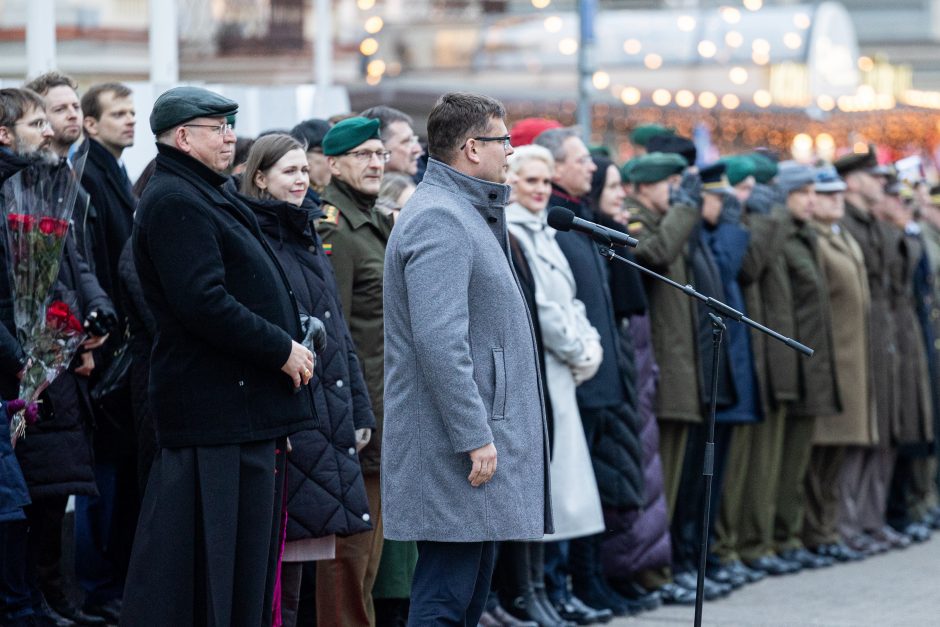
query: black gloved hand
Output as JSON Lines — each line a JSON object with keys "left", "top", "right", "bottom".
{"left": 84, "top": 309, "right": 116, "bottom": 337}
{"left": 671, "top": 171, "right": 702, "bottom": 209}
{"left": 720, "top": 194, "right": 743, "bottom": 225}
{"left": 746, "top": 183, "right": 776, "bottom": 215}
{"left": 300, "top": 314, "right": 327, "bottom": 354}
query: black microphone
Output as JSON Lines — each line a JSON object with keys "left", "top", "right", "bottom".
{"left": 547, "top": 207, "right": 638, "bottom": 248}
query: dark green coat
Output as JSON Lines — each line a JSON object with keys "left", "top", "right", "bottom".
{"left": 631, "top": 197, "right": 702, "bottom": 424}
{"left": 317, "top": 181, "right": 393, "bottom": 475}
{"left": 782, "top": 216, "right": 840, "bottom": 418}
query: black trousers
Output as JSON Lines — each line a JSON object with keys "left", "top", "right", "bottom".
{"left": 408, "top": 541, "right": 496, "bottom": 627}
{"left": 120, "top": 438, "right": 286, "bottom": 627}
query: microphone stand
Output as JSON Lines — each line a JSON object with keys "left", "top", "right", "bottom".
{"left": 594, "top": 243, "right": 813, "bottom": 627}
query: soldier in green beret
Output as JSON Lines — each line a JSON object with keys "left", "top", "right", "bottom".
{"left": 630, "top": 124, "right": 675, "bottom": 156}
{"left": 721, "top": 155, "right": 758, "bottom": 204}
{"left": 315, "top": 115, "right": 393, "bottom": 625}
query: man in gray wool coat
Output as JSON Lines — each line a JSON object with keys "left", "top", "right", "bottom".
{"left": 383, "top": 92, "right": 553, "bottom": 625}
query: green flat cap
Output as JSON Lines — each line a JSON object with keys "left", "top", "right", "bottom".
{"left": 322, "top": 117, "right": 381, "bottom": 156}
{"left": 622, "top": 152, "right": 687, "bottom": 184}
{"left": 150, "top": 86, "right": 238, "bottom": 135}
{"left": 748, "top": 152, "right": 779, "bottom": 184}
{"left": 721, "top": 155, "right": 758, "bottom": 186}
{"left": 630, "top": 124, "right": 675, "bottom": 148}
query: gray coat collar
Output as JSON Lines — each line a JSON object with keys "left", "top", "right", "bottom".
{"left": 421, "top": 158, "right": 511, "bottom": 213}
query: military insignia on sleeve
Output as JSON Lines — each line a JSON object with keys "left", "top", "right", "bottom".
{"left": 322, "top": 204, "right": 340, "bottom": 225}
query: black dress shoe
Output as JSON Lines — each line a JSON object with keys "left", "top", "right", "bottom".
{"left": 871, "top": 525, "right": 912, "bottom": 549}
{"left": 608, "top": 580, "right": 662, "bottom": 612}
{"left": 509, "top": 593, "right": 574, "bottom": 627}
{"left": 726, "top": 560, "right": 766, "bottom": 583}
{"left": 844, "top": 533, "right": 887, "bottom": 556}
{"left": 778, "top": 548, "right": 833, "bottom": 569}
{"left": 657, "top": 582, "right": 696, "bottom": 606}
{"left": 552, "top": 596, "right": 612, "bottom": 625}
{"left": 45, "top": 599, "right": 105, "bottom": 627}
{"left": 82, "top": 599, "right": 121, "bottom": 624}
{"left": 706, "top": 565, "right": 747, "bottom": 589}
{"left": 533, "top": 587, "right": 571, "bottom": 626}
{"left": 491, "top": 602, "right": 539, "bottom": 627}
{"left": 672, "top": 571, "right": 731, "bottom": 600}
{"left": 903, "top": 523, "right": 931, "bottom": 543}
{"left": 815, "top": 542, "right": 863, "bottom": 562}
{"left": 573, "top": 578, "right": 631, "bottom": 617}
{"left": 37, "top": 605, "right": 75, "bottom": 627}
{"left": 745, "top": 555, "right": 801, "bottom": 576}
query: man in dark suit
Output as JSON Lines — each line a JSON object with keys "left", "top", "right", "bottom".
{"left": 121, "top": 86, "right": 317, "bottom": 627}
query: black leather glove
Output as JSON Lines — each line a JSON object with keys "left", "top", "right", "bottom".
{"left": 84, "top": 309, "right": 117, "bottom": 337}
{"left": 720, "top": 194, "right": 743, "bottom": 225}
{"left": 300, "top": 314, "right": 327, "bottom": 354}
{"left": 671, "top": 171, "right": 702, "bottom": 209}
{"left": 746, "top": 183, "right": 776, "bottom": 215}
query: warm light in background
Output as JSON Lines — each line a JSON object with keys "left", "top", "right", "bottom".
{"left": 359, "top": 37, "right": 379, "bottom": 56}
{"left": 858, "top": 56, "right": 874, "bottom": 72}
{"left": 816, "top": 133, "right": 835, "bottom": 160}
{"left": 531, "top": 0, "right": 551, "bottom": 9}
{"left": 752, "top": 51, "right": 770, "bottom": 65}
{"left": 721, "top": 6, "right": 742, "bottom": 24}
{"left": 676, "top": 90, "right": 695, "bottom": 108}
{"left": 544, "top": 16, "right": 563, "bottom": 32}
{"left": 729, "top": 67, "right": 749, "bottom": 85}
{"left": 677, "top": 15, "right": 696, "bottom": 32}
{"left": 698, "top": 40, "right": 717, "bottom": 58}
{"left": 623, "top": 39, "right": 642, "bottom": 54}
{"left": 652, "top": 89, "right": 672, "bottom": 106}
{"left": 364, "top": 16, "right": 384, "bottom": 34}
{"left": 817, "top": 94, "right": 836, "bottom": 111}
{"left": 743, "top": 0, "right": 763, "bottom": 10}
{"left": 592, "top": 71, "right": 611, "bottom": 90}
{"left": 559, "top": 38, "right": 578, "bottom": 55}
{"left": 356, "top": 0, "right": 375, "bottom": 10}
{"left": 752, "top": 38, "right": 771, "bottom": 54}
{"left": 783, "top": 32, "right": 803, "bottom": 49}
{"left": 366, "top": 74, "right": 381, "bottom": 85}
{"left": 366, "top": 59, "right": 386, "bottom": 77}
{"left": 793, "top": 13, "right": 811, "bottom": 29}
{"left": 644, "top": 53, "right": 663, "bottom": 69}
{"left": 722, "top": 94, "right": 741, "bottom": 109}
{"left": 698, "top": 91, "right": 718, "bottom": 108}
{"left": 792, "top": 133, "right": 814, "bottom": 160}
{"left": 621, "top": 87, "right": 642, "bottom": 105}
{"left": 725, "top": 31, "right": 744, "bottom": 48}
{"left": 853, "top": 141, "right": 869, "bottom": 153}
{"left": 754, "top": 90, "right": 773, "bottom": 108}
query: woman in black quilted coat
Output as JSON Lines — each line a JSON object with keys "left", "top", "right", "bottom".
{"left": 237, "top": 134, "right": 375, "bottom": 627}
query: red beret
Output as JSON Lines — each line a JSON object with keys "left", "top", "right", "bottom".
{"left": 510, "top": 117, "right": 562, "bottom": 148}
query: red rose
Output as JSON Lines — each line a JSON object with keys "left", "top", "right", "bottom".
{"left": 38, "top": 217, "right": 56, "bottom": 235}
{"left": 46, "top": 301, "right": 84, "bottom": 334}
{"left": 7, "top": 213, "right": 24, "bottom": 231}
{"left": 21, "top": 215, "right": 35, "bottom": 231}
{"left": 54, "top": 219, "right": 69, "bottom": 237}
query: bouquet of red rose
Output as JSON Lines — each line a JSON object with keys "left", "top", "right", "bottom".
{"left": 1, "top": 142, "right": 90, "bottom": 444}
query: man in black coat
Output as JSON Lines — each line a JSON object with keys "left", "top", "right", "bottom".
{"left": 120, "top": 87, "right": 317, "bottom": 627}
{"left": 0, "top": 86, "right": 114, "bottom": 627}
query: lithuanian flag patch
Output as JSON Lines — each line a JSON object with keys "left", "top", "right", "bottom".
{"left": 323, "top": 242, "right": 333, "bottom": 256}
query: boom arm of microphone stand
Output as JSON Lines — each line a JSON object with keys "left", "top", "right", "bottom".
{"left": 597, "top": 246, "right": 814, "bottom": 357}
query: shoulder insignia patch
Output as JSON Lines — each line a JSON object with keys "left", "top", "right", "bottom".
{"left": 322, "top": 204, "right": 340, "bottom": 225}
{"left": 322, "top": 242, "right": 333, "bottom": 256}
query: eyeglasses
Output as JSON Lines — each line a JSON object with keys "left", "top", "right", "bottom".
{"left": 461, "top": 135, "right": 512, "bottom": 150}
{"left": 16, "top": 119, "right": 51, "bottom": 131}
{"left": 343, "top": 149, "right": 391, "bottom": 163}
{"left": 184, "top": 122, "right": 234, "bottom": 136}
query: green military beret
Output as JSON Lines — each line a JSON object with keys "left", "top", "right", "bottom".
{"left": 747, "top": 152, "right": 779, "bottom": 184}
{"left": 623, "top": 152, "right": 687, "bottom": 184}
{"left": 322, "top": 117, "right": 381, "bottom": 156}
{"left": 630, "top": 124, "right": 675, "bottom": 148}
{"left": 150, "top": 86, "right": 238, "bottom": 135}
{"left": 721, "top": 155, "right": 758, "bottom": 186}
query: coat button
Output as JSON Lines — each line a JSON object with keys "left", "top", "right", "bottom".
{"left": 362, "top": 513, "right": 371, "bottom": 522}
{"left": 348, "top": 447, "right": 356, "bottom": 455}
{"left": 238, "top": 380, "right": 245, "bottom": 386}
{"left": 488, "top": 192, "right": 497, "bottom": 200}
{"left": 308, "top": 245, "right": 316, "bottom": 252}
{"left": 336, "top": 379, "right": 344, "bottom": 388}
{"left": 324, "top": 311, "right": 331, "bottom": 319}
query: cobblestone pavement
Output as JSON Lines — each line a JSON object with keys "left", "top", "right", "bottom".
{"left": 614, "top": 536, "right": 940, "bottom": 626}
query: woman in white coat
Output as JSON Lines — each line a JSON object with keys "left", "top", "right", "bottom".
{"left": 495, "top": 144, "right": 605, "bottom": 625}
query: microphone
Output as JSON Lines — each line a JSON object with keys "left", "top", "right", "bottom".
{"left": 547, "top": 207, "right": 638, "bottom": 248}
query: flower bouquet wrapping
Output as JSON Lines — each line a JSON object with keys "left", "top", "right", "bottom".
{"left": 1, "top": 141, "right": 90, "bottom": 444}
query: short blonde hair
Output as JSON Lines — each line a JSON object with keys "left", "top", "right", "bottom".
{"left": 508, "top": 144, "right": 555, "bottom": 175}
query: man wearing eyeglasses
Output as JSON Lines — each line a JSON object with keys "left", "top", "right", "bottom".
{"left": 361, "top": 105, "right": 424, "bottom": 179}
{"left": 383, "top": 92, "right": 551, "bottom": 625}
{"left": 315, "top": 116, "right": 389, "bottom": 626}
{"left": 121, "top": 86, "right": 316, "bottom": 627}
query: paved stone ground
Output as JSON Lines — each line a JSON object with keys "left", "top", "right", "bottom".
{"left": 613, "top": 536, "right": 940, "bottom": 626}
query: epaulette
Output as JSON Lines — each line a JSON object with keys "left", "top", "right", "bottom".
{"left": 322, "top": 203, "right": 340, "bottom": 225}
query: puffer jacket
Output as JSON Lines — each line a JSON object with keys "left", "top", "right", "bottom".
{"left": 242, "top": 192, "right": 375, "bottom": 540}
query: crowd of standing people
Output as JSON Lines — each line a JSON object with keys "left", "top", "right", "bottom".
{"left": 0, "top": 75, "right": 939, "bottom": 627}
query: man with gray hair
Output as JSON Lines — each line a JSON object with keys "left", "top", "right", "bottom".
{"left": 361, "top": 105, "right": 423, "bottom": 177}
{"left": 383, "top": 92, "right": 551, "bottom": 624}
{"left": 122, "top": 86, "right": 316, "bottom": 626}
